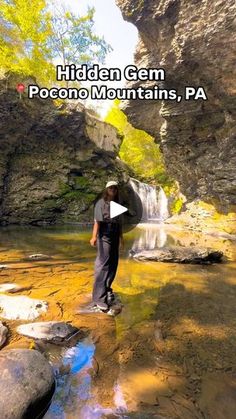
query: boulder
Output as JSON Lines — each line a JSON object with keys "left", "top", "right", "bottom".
{"left": 0, "top": 349, "right": 55, "bottom": 418}
{"left": 132, "top": 246, "right": 223, "bottom": 264}
{"left": 0, "top": 283, "right": 28, "bottom": 293}
{"left": 26, "top": 254, "right": 52, "bottom": 261}
{"left": 0, "top": 295, "right": 48, "bottom": 320}
{"left": 17, "top": 321, "right": 78, "bottom": 343}
{"left": 0, "top": 322, "right": 8, "bottom": 348}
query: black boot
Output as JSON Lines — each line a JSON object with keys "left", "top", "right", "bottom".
{"left": 107, "top": 291, "right": 116, "bottom": 305}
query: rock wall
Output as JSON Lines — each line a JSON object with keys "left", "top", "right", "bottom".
{"left": 0, "top": 75, "right": 129, "bottom": 224}
{"left": 116, "top": 0, "right": 236, "bottom": 212}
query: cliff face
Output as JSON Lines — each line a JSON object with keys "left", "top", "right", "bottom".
{"left": 116, "top": 0, "right": 236, "bottom": 211}
{"left": 0, "top": 76, "right": 128, "bottom": 224}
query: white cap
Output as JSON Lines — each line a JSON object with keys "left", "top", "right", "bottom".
{"left": 106, "top": 180, "right": 118, "bottom": 188}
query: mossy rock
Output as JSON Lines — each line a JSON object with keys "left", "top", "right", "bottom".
{"left": 73, "top": 177, "right": 91, "bottom": 191}
{"left": 63, "top": 191, "right": 96, "bottom": 204}
{"left": 58, "top": 182, "right": 72, "bottom": 196}
{"left": 43, "top": 199, "right": 60, "bottom": 210}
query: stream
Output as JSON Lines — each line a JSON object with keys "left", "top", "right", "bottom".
{"left": 1, "top": 225, "right": 236, "bottom": 418}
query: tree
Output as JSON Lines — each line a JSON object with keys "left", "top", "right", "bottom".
{"left": 105, "top": 100, "right": 173, "bottom": 186}
{"left": 48, "top": 3, "right": 112, "bottom": 86}
{"left": 0, "top": 0, "right": 54, "bottom": 84}
{"left": 0, "top": 0, "right": 112, "bottom": 87}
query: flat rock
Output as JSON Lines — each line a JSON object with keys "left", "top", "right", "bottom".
{"left": 0, "top": 349, "right": 55, "bottom": 418}
{"left": 0, "top": 295, "right": 48, "bottom": 320}
{"left": 17, "top": 321, "right": 78, "bottom": 343}
{"left": 132, "top": 246, "right": 223, "bottom": 264}
{"left": 25, "top": 254, "right": 52, "bottom": 261}
{"left": 0, "top": 283, "right": 25, "bottom": 293}
{"left": 0, "top": 322, "right": 8, "bottom": 348}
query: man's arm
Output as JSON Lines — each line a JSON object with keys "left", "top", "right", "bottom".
{"left": 90, "top": 221, "right": 99, "bottom": 247}
{"left": 119, "top": 221, "right": 124, "bottom": 250}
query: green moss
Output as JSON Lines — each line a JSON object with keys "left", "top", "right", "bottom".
{"left": 63, "top": 190, "right": 96, "bottom": 204}
{"left": 43, "top": 199, "right": 59, "bottom": 209}
{"left": 74, "top": 176, "right": 90, "bottom": 190}
{"left": 58, "top": 181, "right": 71, "bottom": 196}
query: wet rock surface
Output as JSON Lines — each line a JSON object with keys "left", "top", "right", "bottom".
{"left": 1, "top": 226, "right": 236, "bottom": 418}
{"left": 17, "top": 321, "right": 78, "bottom": 343}
{"left": 0, "top": 295, "right": 48, "bottom": 320}
{"left": 0, "top": 283, "right": 22, "bottom": 293}
{"left": 25, "top": 254, "right": 52, "bottom": 261}
{"left": 132, "top": 246, "right": 223, "bottom": 264}
{"left": 166, "top": 200, "right": 236, "bottom": 238}
{"left": 116, "top": 0, "right": 236, "bottom": 209}
{"left": 0, "top": 75, "right": 130, "bottom": 225}
{"left": 0, "top": 349, "right": 55, "bottom": 419}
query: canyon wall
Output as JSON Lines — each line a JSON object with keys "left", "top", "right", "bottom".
{"left": 116, "top": 0, "right": 236, "bottom": 212}
{"left": 0, "top": 75, "right": 129, "bottom": 224}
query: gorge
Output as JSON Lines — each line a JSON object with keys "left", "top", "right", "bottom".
{"left": 1, "top": 0, "right": 236, "bottom": 228}
{"left": 116, "top": 0, "right": 236, "bottom": 216}
{"left": 0, "top": 1, "right": 236, "bottom": 418}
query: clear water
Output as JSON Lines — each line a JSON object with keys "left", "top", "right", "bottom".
{"left": 0, "top": 224, "right": 236, "bottom": 418}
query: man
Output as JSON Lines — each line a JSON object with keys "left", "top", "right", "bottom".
{"left": 90, "top": 181, "right": 124, "bottom": 313}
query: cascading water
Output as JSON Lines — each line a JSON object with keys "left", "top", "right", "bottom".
{"left": 128, "top": 178, "right": 169, "bottom": 222}
{"left": 157, "top": 186, "right": 169, "bottom": 221}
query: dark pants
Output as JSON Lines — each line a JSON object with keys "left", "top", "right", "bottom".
{"left": 92, "top": 235, "right": 119, "bottom": 305}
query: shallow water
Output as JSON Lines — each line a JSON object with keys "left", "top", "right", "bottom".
{"left": 0, "top": 224, "right": 236, "bottom": 418}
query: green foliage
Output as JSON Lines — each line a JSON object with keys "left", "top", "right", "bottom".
{"left": 0, "top": 0, "right": 111, "bottom": 86}
{"left": 105, "top": 100, "right": 174, "bottom": 187}
{"left": 49, "top": 4, "right": 112, "bottom": 71}
{"left": 163, "top": 182, "right": 179, "bottom": 197}
{"left": 0, "top": 0, "right": 54, "bottom": 84}
{"left": 171, "top": 197, "right": 184, "bottom": 214}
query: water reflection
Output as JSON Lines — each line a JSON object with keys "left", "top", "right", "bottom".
{"left": 0, "top": 225, "right": 235, "bottom": 418}
{"left": 44, "top": 335, "right": 128, "bottom": 419}
{"left": 131, "top": 226, "right": 168, "bottom": 251}
{"left": 44, "top": 338, "right": 95, "bottom": 418}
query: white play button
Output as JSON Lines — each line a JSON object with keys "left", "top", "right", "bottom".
{"left": 110, "top": 201, "right": 128, "bottom": 219}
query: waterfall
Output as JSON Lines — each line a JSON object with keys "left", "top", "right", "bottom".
{"left": 157, "top": 187, "right": 170, "bottom": 221}
{"left": 128, "top": 178, "right": 169, "bottom": 221}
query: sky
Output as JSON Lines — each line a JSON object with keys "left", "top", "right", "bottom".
{"left": 62, "top": 0, "right": 138, "bottom": 115}
{"left": 63, "top": 0, "right": 138, "bottom": 70}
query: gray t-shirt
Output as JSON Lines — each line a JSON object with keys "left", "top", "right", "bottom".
{"left": 94, "top": 199, "right": 122, "bottom": 238}
{"left": 94, "top": 198, "right": 122, "bottom": 223}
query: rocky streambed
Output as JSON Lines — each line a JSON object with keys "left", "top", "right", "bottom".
{"left": 0, "top": 225, "right": 236, "bottom": 418}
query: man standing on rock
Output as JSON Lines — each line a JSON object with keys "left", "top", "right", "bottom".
{"left": 90, "top": 181, "right": 124, "bottom": 313}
